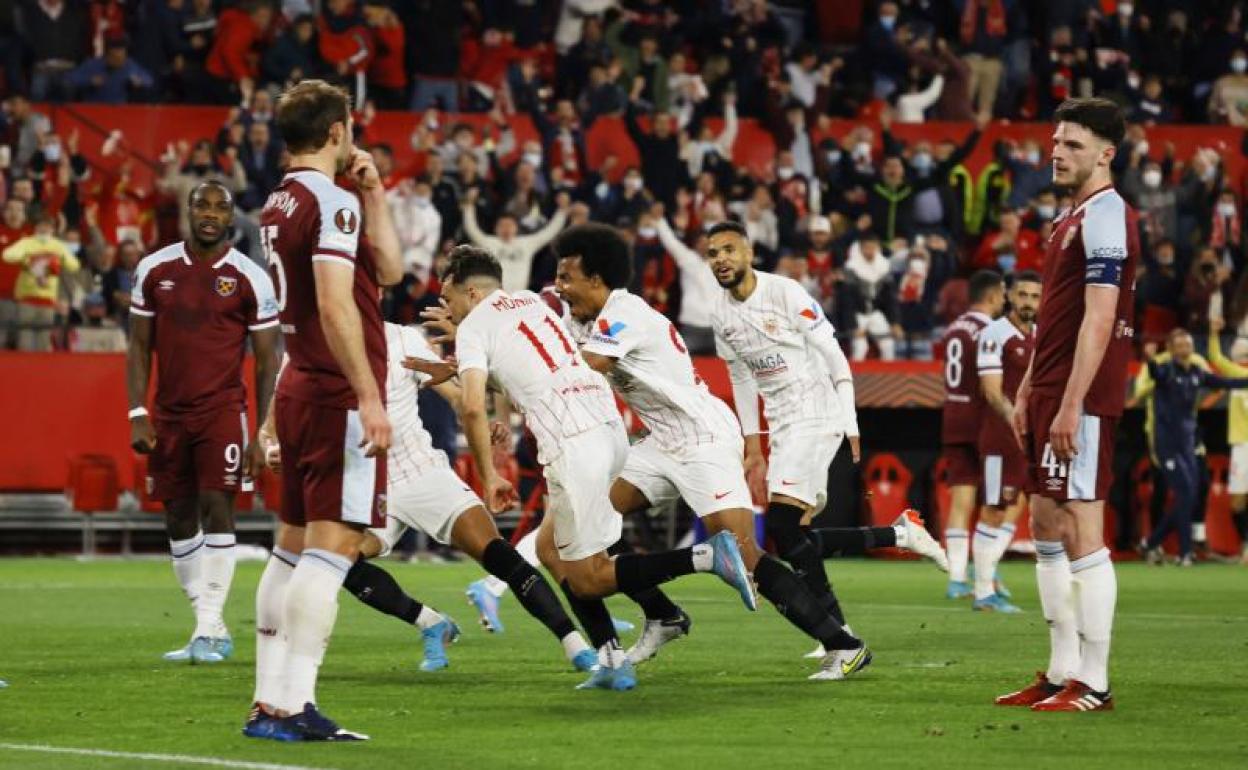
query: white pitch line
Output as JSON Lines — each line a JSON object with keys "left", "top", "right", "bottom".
{"left": 0, "top": 743, "right": 339, "bottom": 770}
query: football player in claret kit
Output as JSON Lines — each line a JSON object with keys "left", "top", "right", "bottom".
{"left": 553, "top": 223, "right": 946, "bottom": 679}
{"left": 937, "top": 270, "right": 1005, "bottom": 600}
{"left": 244, "top": 80, "right": 403, "bottom": 742}
{"left": 127, "top": 180, "right": 280, "bottom": 664}
{"left": 997, "top": 97, "right": 1137, "bottom": 713}
{"left": 703, "top": 221, "right": 947, "bottom": 676}
{"left": 438, "top": 244, "right": 757, "bottom": 692}
{"left": 973, "top": 271, "right": 1042, "bottom": 613}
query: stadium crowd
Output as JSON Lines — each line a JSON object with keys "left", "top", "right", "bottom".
{"left": 1, "top": 0, "right": 1247, "bottom": 358}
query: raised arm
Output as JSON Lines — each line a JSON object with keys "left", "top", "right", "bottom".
{"left": 656, "top": 215, "right": 703, "bottom": 271}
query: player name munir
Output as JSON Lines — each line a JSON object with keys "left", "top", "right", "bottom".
{"left": 491, "top": 293, "right": 537, "bottom": 312}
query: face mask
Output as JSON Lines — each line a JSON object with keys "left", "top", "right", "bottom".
{"left": 1127, "top": 74, "right": 1141, "bottom": 90}
{"left": 1025, "top": 149, "right": 1041, "bottom": 165}
{"left": 908, "top": 258, "right": 927, "bottom": 276}
{"left": 879, "top": 15, "right": 896, "bottom": 30}
{"left": 1036, "top": 204, "right": 1056, "bottom": 219}
{"left": 1136, "top": 140, "right": 1149, "bottom": 156}
{"left": 44, "top": 142, "right": 62, "bottom": 162}
{"left": 1143, "top": 169, "right": 1162, "bottom": 188}
{"left": 624, "top": 176, "right": 643, "bottom": 192}
{"left": 1218, "top": 202, "right": 1237, "bottom": 217}
{"left": 1233, "top": 58, "right": 1248, "bottom": 74}
{"left": 997, "top": 253, "right": 1017, "bottom": 273}
{"left": 776, "top": 166, "right": 794, "bottom": 180}
{"left": 1118, "top": 3, "right": 1133, "bottom": 17}
{"left": 700, "top": 141, "right": 719, "bottom": 156}
{"left": 853, "top": 141, "right": 871, "bottom": 160}
{"left": 638, "top": 226, "right": 657, "bottom": 239}
{"left": 66, "top": 242, "right": 81, "bottom": 256}
{"left": 1202, "top": 166, "right": 1217, "bottom": 182}
{"left": 413, "top": 194, "right": 430, "bottom": 206}
{"left": 522, "top": 152, "right": 542, "bottom": 168}
{"left": 912, "top": 152, "right": 932, "bottom": 172}
{"left": 825, "top": 149, "right": 842, "bottom": 165}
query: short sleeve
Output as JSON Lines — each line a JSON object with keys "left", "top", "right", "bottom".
{"left": 583, "top": 300, "right": 643, "bottom": 359}
{"left": 241, "top": 261, "right": 279, "bottom": 330}
{"left": 130, "top": 259, "right": 155, "bottom": 317}
{"left": 311, "top": 189, "right": 361, "bottom": 268}
{"left": 1082, "top": 194, "right": 1129, "bottom": 287}
{"left": 977, "top": 327, "right": 1003, "bottom": 374}
{"left": 455, "top": 320, "right": 489, "bottom": 375}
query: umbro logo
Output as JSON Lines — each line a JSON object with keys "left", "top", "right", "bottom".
{"left": 158, "top": 279, "right": 175, "bottom": 290}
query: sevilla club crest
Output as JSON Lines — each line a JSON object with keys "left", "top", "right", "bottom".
{"left": 215, "top": 276, "right": 238, "bottom": 297}
{"left": 335, "top": 207, "right": 359, "bottom": 234}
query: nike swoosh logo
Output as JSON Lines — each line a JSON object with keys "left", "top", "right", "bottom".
{"left": 841, "top": 648, "right": 866, "bottom": 675}
{"left": 714, "top": 491, "right": 731, "bottom": 500}
{"left": 556, "top": 541, "right": 573, "bottom": 550}
{"left": 781, "top": 479, "right": 799, "bottom": 486}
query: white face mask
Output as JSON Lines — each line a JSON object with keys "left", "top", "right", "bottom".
{"left": 624, "top": 176, "right": 643, "bottom": 192}
{"left": 776, "top": 166, "right": 794, "bottom": 180}
{"left": 522, "top": 152, "right": 542, "bottom": 168}
{"left": 637, "top": 226, "right": 657, "bottom": 239}
{"left": 825, "top": 149, "right": 842, "bottom": 165}
{"left": 1025, "top": 149, "right": 1041, "bottom": 165}
{"left": 908, "top": 258, "right": 927, "bottom": 276}
{"left": 1136, "top": 140, "right": 1149, "bottom": 156}
{"left": 1118, "top": 3, "right": 1133, "bottom": 17}
{"left": 1143, "top": 169, "right": 1162, "bottom": 188}
{"left": 413, "top": 194, "right": 430, "bottom": 206}
{"left": 1219, "top": 201, "right": 1237, "bottom": 217}
{"left": 1036, "top": 204, "right": 1056, "bottom": 219}
{"left": 853, "top": 141, "right": 871, "bottom": 160}
{"left": 1233, "top": 58, "right": 1248, "bottom": 74}
{"left": 912, "top": 152, "right": 932, "bottom": 171}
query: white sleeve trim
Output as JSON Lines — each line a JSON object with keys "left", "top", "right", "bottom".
{"left": 129, "top": 306, "right": 154, "bottom": 317}
{"left": 311, "top": 254, "right": 356, "bottom": 269}
{"left": 248, "top": 319, "right": 279, "bottom": 331}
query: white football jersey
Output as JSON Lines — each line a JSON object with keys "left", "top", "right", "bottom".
{"left": 384, "top": 323, "right": 451, "bottom": 483}
{"left": 456, "top": 289, "right": 620, "bottom": 463}
{"left": 711, "top": 271, "right": 842, "bottom": 430}
{"left": 579, "top": 289, "right": 740, "bottom": 454}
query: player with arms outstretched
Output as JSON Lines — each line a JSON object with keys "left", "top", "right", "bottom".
{"left": 938, "top": 270, "right": 1005, "bottom": 599}
{"left": 439, "top": 245, "right": 756, "bottom": 691}
{"left": 554, "top": 223, "right": 943, "bottom": 679}
{"left": 127, "top": 181, "right": 280, "bottom": 664}
{"left": 704, "top": 221, "right": 946, "bottom": 675}
{"left": 973, "top": 271, "right": 1042, "bottom": 613}
{"left": 244, "top": 80, "right": 403, "bottom": 742}
{"left": 997, "top": 97, "right": 1136, "bottom": 713}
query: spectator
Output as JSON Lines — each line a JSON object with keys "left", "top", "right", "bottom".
{"left": 843, "top": 234, "right": 900, "bottom": 360}
{"left": 388, "top": 177, "right": 442, "bottom": 279}
{"left": 157, "top": 139, "right": 247, "bottom": 242}
{"left": 1003, "top": 138, "right": 1050, "bottom": 209}
{"left": 1137, "top": 238, "right": 1183, "bottom": 344}
{"left": 404, "top": 0, "right": 462, "bottom": 111}
{"left": 897, "top": 242, "right": 938, "bottom": 360}
{"left": 633, "top": 206, "right": 677, "bottom": 317}
{"left": 526, "top": 99, "right": 589, "bottom": 188}
{"left": 579, "top": 60, "right": 628, "bottom": 127}
{"left": 893, "top": 70, "right": 945, "bottom": 124}
{"left": 1122, "top": 157, "right": 1178, "bottom": 243}
{"left": 607, "top": 19, "right": 669, "bottom": 112}
{"left": 1130, "top": 74, "right": 1171, "bottom": 124}
{"left": 262, "top": 12, "right": 321, "bottom": 89}
{"left": 460, "top": 188, "right": 570, "bottom": 292}
{"left": 560, "top": 14, "right": 614, "bottom": 102}
{"left": 65, "top": 37, "right": 154, "bottom": 104}
{"left": 318, "top": 0, "right": 372, "bottom": 97}
{"left": 362, "top": 0, "right": 406, "bottom": 109}
{"left": 910, "top": 36, "right": 975, "bottom": 122}
{"left": 973, "top": 209, "right": 1043, "bottom": 272}
{"left": 1209, "top": 48, "right": 1248, "bottom": 125}
{"left": 2, "top": 213, "right": 80, "bottom": 351}
{"left": 0, "top": 199, "right": 32, "bottom": 349}
{"left": 624, "top": 90, "right": 686, "bottom": 208}
{"left": 682, "top": 92, "right": 738, "bottom": 181}
{"left": 16, "top": 0, "right": 89, "bottom": 102}
{"left": 771, "top": 148, "right": 818, "bottom": 249}
{"left": 864, "top": 1, "right": 906, "bottom": 99}
{"left": 1183, "top": 246, "right": 1232, "bottom": 334}
{"left": 101, "top": 238, "right": 141, "bottom": 325}
{"left": 206, "top": 0, "right": 274, "bottom": 104}
{"left": 1210, "top": 189, "right": 1244, "bottom": 268}
{"left": 3, "top": 96, "right": 52, "bottom": 173}
{"left": 655, "top": 211, "right": 718, "bottom": 354}
{"left": 591, "top": 162, "right": 651, "bottom": 227}
{"left": 238, "top": 121, "right": 282, "bottom": 211}
{"left": 729, "top": 185, "right": 779, "bottom": 258}
{"left": 957, "top": 0, "right": 1009, "bottom": 121}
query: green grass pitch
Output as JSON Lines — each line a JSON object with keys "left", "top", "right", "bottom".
{"left": 1, "top": 557, "right": 1246, "bottom": 769}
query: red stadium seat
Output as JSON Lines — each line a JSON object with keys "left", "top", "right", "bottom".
{"left": 862, "top": 453, "right": 913, "bottom": 523}
{"left": 67, "top": 454, "right": 120, "bottom": 556}
{"left": 1204, "top": 454, "right": 1240, "bottom": 556}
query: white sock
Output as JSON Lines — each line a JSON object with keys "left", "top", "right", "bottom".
{"left": 514, "top": 529, "right": 540, "bottom": 567}
{"left": 280, "top": 548, "right": 352, "bottom": 712}
{"left": 170, "top": 532, "right": 205, "bottom": 631}
{"left": 482, "top": 575, "right": 509, "bottom": 597}
{"left": 892, "top": 524, "right": 908, "bottom": 548}
{"left": 972, "top": 524, "right": 1002, "bottom": 600}
{"left": 253, "top": 547, "right": 298, "bottom": 707}
{"left": 876, "top": 335, "right": 896, "bottom": 361}
{"left": 993, "top": 522, "right": 1017, "bottom": 564}
{"left": 197, "top": 532, "right": 236, "bottom": 638}
{"left": 1070, "top": 547, "right": 1116, "bottom": 692}
{"left": 691, "top": 543, "right": 713, "bottom": 572}
{"left": 1034, "top": 540, "right": 1079, "bottom": 686}
{"left": 561, "top": 631, "right": 590, "bottom": 661}
{"left": 945, "top": 528, "right": 969, "bottom": 583}
{"left": 415, "top": 605, "right": 444, "bottom": 630}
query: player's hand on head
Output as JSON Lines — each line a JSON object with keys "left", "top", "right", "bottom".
{"left": 489, "top": 420, "right": 511, "bottom": 447}
{"left": 349, "top": 148, "right": 382, "bottom": 191}
{"left": 358, "top": 398, "right": 392, "bottom": 456}
{"left": 403, "top": 355, "right": 457, "bottom": 387}
{"left": 130, "top": 415, "right": 156, "bottom": 454}
{"left": 420, "top": 300, "right": 457, "bottom": 343}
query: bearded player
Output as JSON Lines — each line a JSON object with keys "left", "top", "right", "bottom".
{"left": 997, "top": 97, "right": 1136, "bottom": 713}
{"left": 972, "top": 271, "right": 1042, "bottom": 613}
{"left": 128, "top": 181, "right": 280, "bottom": 664}
{"left": 245, "top": 80, "right": 403, "bottom": 741}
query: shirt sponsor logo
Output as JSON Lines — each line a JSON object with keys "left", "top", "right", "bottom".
{"left": 597, "top": 318, "right": 626, "bottom": 338}
{"left": 799, "top": 303, "right": 819, "bottom": 321}
{"left": 746, "top": 352, "right": 788, "bottom": 376}
{"left": 334, "top": 207, "right": 359, "bottom": 234}
{"left": 215, "top": 276, "right": 238, "bottom": 297}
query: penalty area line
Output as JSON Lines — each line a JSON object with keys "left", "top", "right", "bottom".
{"left": 0, "top": 743, "right": 340, "bottom": 770}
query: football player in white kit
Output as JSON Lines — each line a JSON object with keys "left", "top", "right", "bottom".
{"left": 552, "top": 222, "right": 903, "bottom": 679}
{"left": 437, "top": 244, "right": 757, "bottom": 691}
{"left": 704, "top": 221, "right": 946, "bottom": 660}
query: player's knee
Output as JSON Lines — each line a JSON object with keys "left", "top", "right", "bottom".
{"left": 199, "top": 491, "right": 235, "bottom": 533}
{"left": 764, "top": 502, "right": 806, "bottom": 554}
{"left": 163, "top": 499, "right": 200, "bottom": 539}
{"left": 980, "top": 506, "right": 1007, "bottom": 527}
{"left": 566, "top": 570, "right": 611, "bottom": 599}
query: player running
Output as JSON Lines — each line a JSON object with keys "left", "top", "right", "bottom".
{"left": 244, "top": 80, "right": 402, "bottom": 742}
{"left": 554, "top": 222, "right": 943, "bottom": 679}
{"left": 973, "top": 271, "right": 1042, "bottom": 613}
{"left": 702, "top": 221, "right": 946, "bottom": 675}
{"left": 127, "top": 180, "right": 280, "bottom": 664}
{"left": 998, "top": 97, "right": 1136, "bottom": 713}
{"left": 437, "top": 244, "right": 756, "bottom": 692}
{"left": 938, "top": 270, "right": 1005, "bottom": 599}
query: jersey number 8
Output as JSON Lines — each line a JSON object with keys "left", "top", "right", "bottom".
{"left": 945, "top": 337, "right": 963, "bottom": 389}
